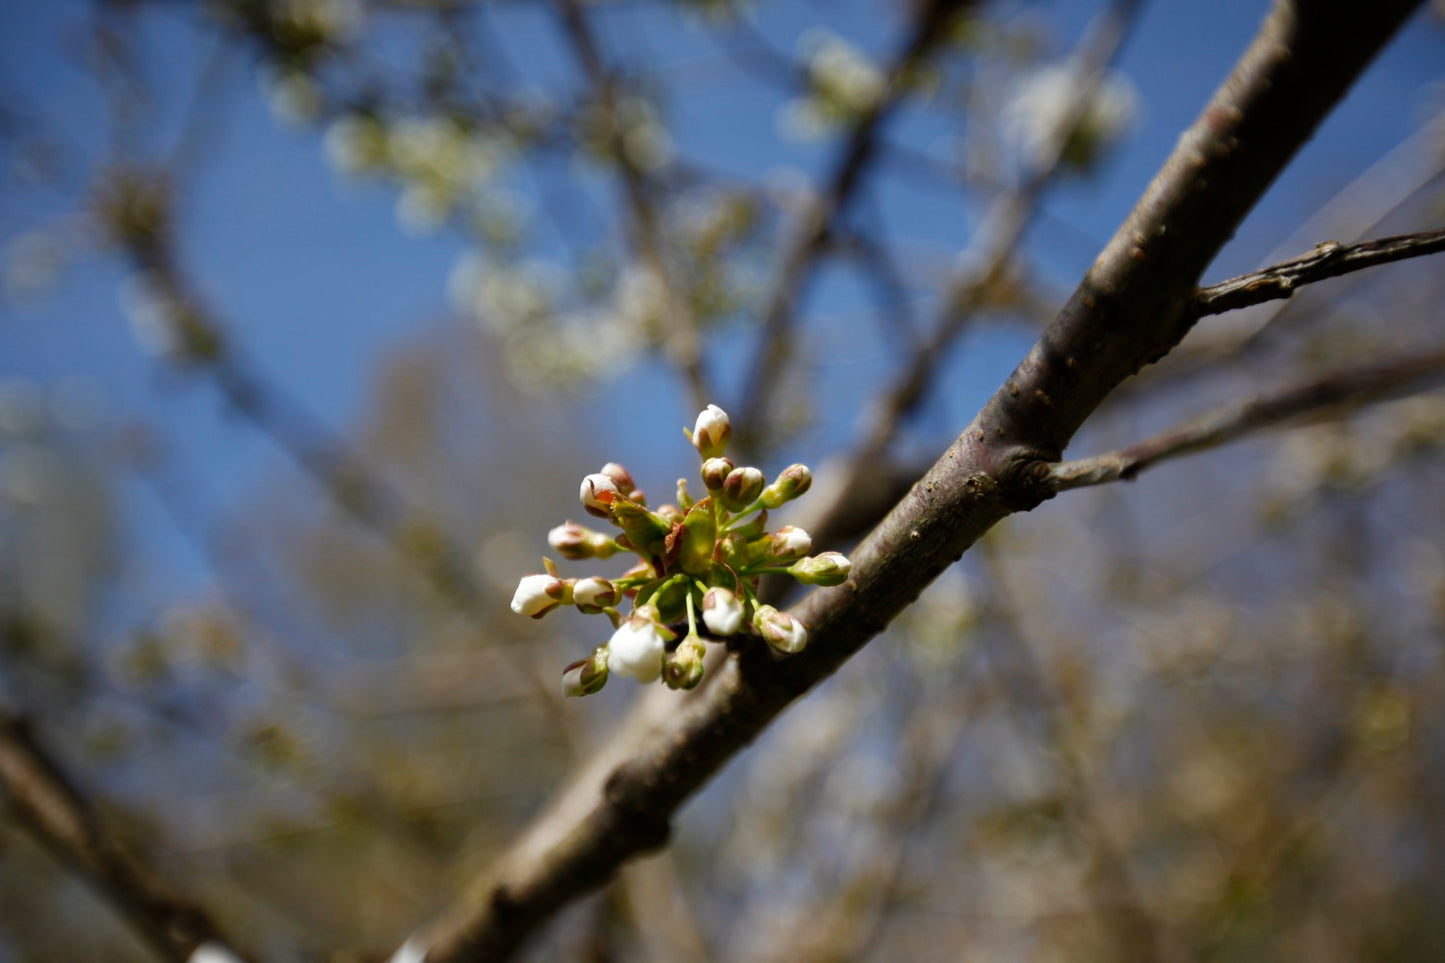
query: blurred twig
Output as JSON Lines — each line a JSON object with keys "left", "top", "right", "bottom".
{"left": 1045, "top": 347, "right": 1445, "bottom": 492}
{"left": 551, "top": 0, "right": 714, "bottom": 411}
{"left": 735, "top": 0, "right": 979, "bottom": 453}
{"left": 0, "top": 711, "right": 255, "bottom": 963}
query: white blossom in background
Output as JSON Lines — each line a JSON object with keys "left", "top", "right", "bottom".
{"left": 612, "top": 263, "right": 667, "bottom": 336}
{"left": 259, "top": 66, "right": 323, "bottom": 126}
{"left": 1002, "top": 62, "right": 1138, "bottom": 171}
{"left": 323, "top": 114, "right": 388, "bottom": 177}
{"left": 280, "top": 0, "right": 364, "bottom": 41}
{"left": 615, "top": 96, "right": 674, "bottom": 171}
{"left": 448, "top": 253, "right": 557, "bottom": 335}
{"left": 119, "top": 273, "right": 185, "bottom": 359}
{"left": 780, "top": 29, "right": 885, "bottom": 140}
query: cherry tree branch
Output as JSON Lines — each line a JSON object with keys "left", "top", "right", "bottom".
{"left": 0, "top": 712, "right": 253, "bottom": 963}
{"left": 796, "top": 0, "right": 1144, "bottom": 560}
{"left": 402, "top": 3, "right": 1423, "bottom": 960}
{"left": 1042, "top": 348, "right": 1445, "bottom": 491}
{"left": 1193, "top": 227, "right": 1445, "bottom": 318}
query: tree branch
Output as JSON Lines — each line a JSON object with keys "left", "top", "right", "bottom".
{"left": 1193, "top": 227, "right": 1445, "bottom": 318}
{"left": 1043, "top": 348, "right": 1445, "bottom": 491}
{"left": 0, "top": 712, "right": 254, "bottom": 963}
{"left": 405, "top": 3, "right": 1423, "bottom": 959}
{"left": 796, "top": 0, "right": 1144, "bottom": 561}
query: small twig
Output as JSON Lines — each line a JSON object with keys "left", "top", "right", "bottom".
{"left": 1193, "top": 227, "right": 1445, "bottom": 318}
{"left": 735, "top": 0, "right": 978, "bottom": 453}
{"left": 0, "top": 712, "right": 254, "bottom": 963}
{"left": 550, "top": 0, "right": 714, "bottom": 412}
{"left": 1045, "top": 348, "right": 1445, "bottom": 492}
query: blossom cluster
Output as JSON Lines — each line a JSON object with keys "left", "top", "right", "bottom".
{"left": 511, "top": 405, "right": 851, "bottom": 697}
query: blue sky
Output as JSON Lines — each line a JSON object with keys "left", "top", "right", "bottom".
{"left": 1, "top": 0, "right": 1442, "bottom": 610}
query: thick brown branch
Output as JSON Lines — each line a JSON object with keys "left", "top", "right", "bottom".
{"left": 1045, "top": 348, "right": 1445, "bottom": 491}
{"left": 1194, "top": 227, "right": 1445, "bottom": 317}
{"left": 410, "top": 3, "right": 1423, "bottom": 960}
{"left": 0, "top": 712, "right": 253, "bottom": 963}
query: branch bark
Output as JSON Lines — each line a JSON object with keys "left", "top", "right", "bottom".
{"left": 0, "top": 712, "right": 253, "bottom": 963}
{"left": 408, "top": 2, "right": 1424, "bottom": 959}
{"left": 1194, "top": 227, "right": 1445, "bottom": 318}
{"left": 1044, "top": 348, "right": 1445, "bottom": 491}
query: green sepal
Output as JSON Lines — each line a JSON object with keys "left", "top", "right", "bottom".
{"left": 677, "top": 497, "right": 717, "bottom": 577}
{"left": 610, "top": 500, "right": 674, "bottom": 565}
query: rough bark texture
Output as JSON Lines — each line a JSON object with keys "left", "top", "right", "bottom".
{"left": 419, "top": 2, "right": 1423, "bottom": 959}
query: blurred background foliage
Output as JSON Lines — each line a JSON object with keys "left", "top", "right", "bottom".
{"left": 1, "top": 0, "right": 1444, "bottom": 960}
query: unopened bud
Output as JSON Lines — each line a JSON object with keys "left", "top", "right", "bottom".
{"left": 562, "top": 647, "right": 610, "bottom": 697}
{"left": 510, "top": 573, "right": 571, "bottom": 618}
{"left": 702, "top": 587, "right": 745, "bottom": 636}
{"left": 700, "top": 456, "right": 733, "bottom": 493}
{"left": 759, "top": 464, "right": 812, "bottom": 509}
{"left": 721, "top": 465, "right": 765, "bottom": 512}
{"left": 599, "top": 462, "right": 636, "bottom": 496}
{"left": 580, "top": 473, "right": 622, "bottom": 518}
{"left": 769, "top": 525, "right": 813, "bottom": 561}
{"left": 788, "top": 551, "right": 851, "bottom": 586}
{"left": 607, "top": 609, "right": 671, "bottom": 683}
{"left": 690, "top": 404, "right": 731, "bottom": 459}
{"left": 753, "top": 604, "right": 808, "bottom": 654}
{"left": 663, "top": 637, "right": 706, "bottom": 690}
{"left": 573, "top": 576, "right": 622, "bottom": 612}
{"left": 548, "top": 520, "right": 619, "bottom": 560}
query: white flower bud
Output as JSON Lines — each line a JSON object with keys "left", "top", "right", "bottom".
{"left": 770, "top": 525, "right": 813, "bottom": 561}
{"left": 510, "top": 573, "right": 567, "bottom": 618}
{"left": 548, "top": 520, "right": 618, "bottom": 559}
{"left": 573, "top": 576, "right": 621, "bottom": 612}
{"left": 788, "top": 551, "right": 852, "bottom": 586}
{"left": 702, "top": 587, "right": 745, "bottom": 636}
{"left": 691, "top": 404, "right": 731, "bottom": 459}
{"left": 607, "top": 616, "right": 668, "bottom": 683}
{"left": 754, "top": 604, "right": 808, "bottom": 654}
